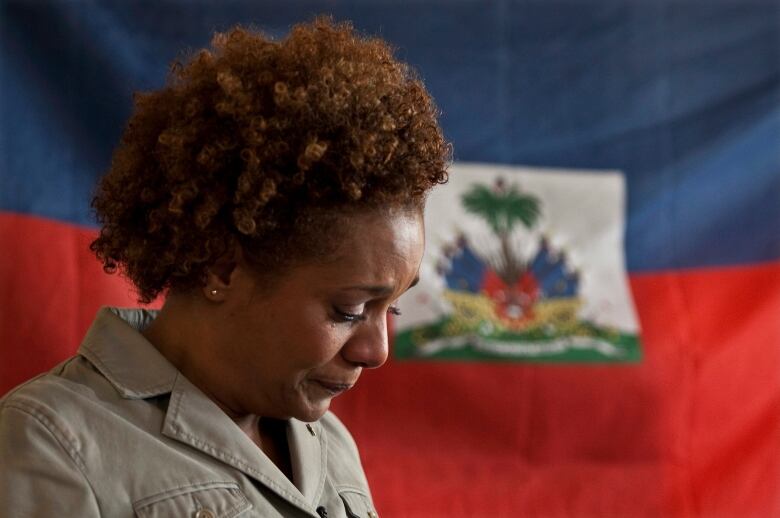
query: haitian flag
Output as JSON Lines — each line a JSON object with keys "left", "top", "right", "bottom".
{"left": 1, "top": 2, "right": 778, "bottom": 517}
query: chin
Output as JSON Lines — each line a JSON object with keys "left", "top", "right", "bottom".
{"left": 294, "top": 399, "right": 331, "bottom": 423}
{"left": 286, "top": 382, "right": 336, "bottom": 422}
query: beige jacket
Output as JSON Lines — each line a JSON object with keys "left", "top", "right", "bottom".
{"left": 0, "top": 307, "right": 378, "bottom": 518}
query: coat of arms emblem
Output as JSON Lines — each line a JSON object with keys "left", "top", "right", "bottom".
{"left": 394, "top": 163, "right": 641, "bottom": 362}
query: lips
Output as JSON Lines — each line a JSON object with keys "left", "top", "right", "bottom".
{"left": 312, "top": 379, "right": 355, "bottom": 396}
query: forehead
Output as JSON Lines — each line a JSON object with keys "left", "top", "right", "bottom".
{"left": 330, "top": 208, "right": 423, "bottom": 268}
{"left": 339, "top": 207, "right": 422, "bottom": 249}
{"left": 286, "top": 209, "right": 425, "bottom": 291}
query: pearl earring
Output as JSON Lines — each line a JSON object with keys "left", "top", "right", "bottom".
{"left": 210, "top": 289, "right": 218, "bottom": 295}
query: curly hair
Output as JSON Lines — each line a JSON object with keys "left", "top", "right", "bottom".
{"left": 90, "top": 18, "right": 450, "bottom": 303}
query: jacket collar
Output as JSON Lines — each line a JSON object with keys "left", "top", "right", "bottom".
{"left": 162, "top": 373, "right": 326, "bottom": 511}
{"left": 78, "top": 307, "right": 177, "bottom": 399}
{"left": 77, "top": 307, "right": 326, "bottom": 514}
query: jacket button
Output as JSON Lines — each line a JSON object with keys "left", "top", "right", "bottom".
{"left": 316, "top": 506, "right": 328, "bottom": 517}
{"left": 195, "top": 509, "right": 215, "bottom": 518}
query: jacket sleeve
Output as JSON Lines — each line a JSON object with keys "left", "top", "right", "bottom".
{"left": 0, "top": 402, "right": 101, "bottom": 517}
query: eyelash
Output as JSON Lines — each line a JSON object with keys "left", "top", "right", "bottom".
{"left": 334, "top": 305, "right": 402, "bottom": 323}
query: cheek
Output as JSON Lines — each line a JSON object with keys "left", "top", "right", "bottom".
{"left": 242, "top": 294, "right": 352, "bottom": 371}
{"left": 278, "top": 310, "right": 350, "bottom": 367}
{"left": 298, "top": 324, "right": 348, "bottom": 364}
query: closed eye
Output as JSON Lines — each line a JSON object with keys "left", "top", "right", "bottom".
{"left": 333, "top": 308, "right": 367, "bottom": 323}
{"left": 333, "top": 304, "right": 402, "bottom": 323}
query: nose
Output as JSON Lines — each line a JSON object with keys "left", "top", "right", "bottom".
{"left": 341, "top": 314, "right": 390, "bottom": 369}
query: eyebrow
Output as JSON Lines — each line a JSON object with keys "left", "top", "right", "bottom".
{"left": 345, "top": 276, "right": 420, "bottom": 296}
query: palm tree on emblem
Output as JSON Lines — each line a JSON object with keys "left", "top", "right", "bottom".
{"left": 461, "top": 178, "right": 542, "bottom": 323}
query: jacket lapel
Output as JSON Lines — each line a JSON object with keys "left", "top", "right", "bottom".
{"left": 288, "top": 418, "right": 327, "bottom": 506}
{"left": 79, "top": 307, "right": 326, "bottom": 517}
{"left": 161, "top": 374, "right": 319, "bottom": 516}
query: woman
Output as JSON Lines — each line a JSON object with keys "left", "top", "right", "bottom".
{"left": 0, "top": 18, "right": 449, "bottom": 517}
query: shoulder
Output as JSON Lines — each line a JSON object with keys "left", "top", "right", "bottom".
{"left": 3, "top": 356, "right": 86, "bottom": 414}
{"left": 0, "top": 359, "right": 103, "bottom": 515}
{"left": 0, "top": 369, "right": 81, "bottom": 464}
{"left": 2, "top": 355, "right": 113, "bottom": 422}
{"left": 0, "top": 365, "right": 86, "bottom": 468}
{"left": 0, "top": 354, "right": 122, "bottom": 459}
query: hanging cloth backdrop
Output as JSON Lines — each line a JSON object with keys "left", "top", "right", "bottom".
{"left": 1, "top": 2, "right": 778, "bottom": 517}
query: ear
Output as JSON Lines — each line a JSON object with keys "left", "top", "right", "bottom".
{"left": 202, "top": 246, "right": 241, "bottom": 302}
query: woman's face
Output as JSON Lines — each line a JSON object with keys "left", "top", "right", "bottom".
{"left": 207, "top": 209, "right": 424, "bottom": 422}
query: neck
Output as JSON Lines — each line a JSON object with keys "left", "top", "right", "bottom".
{"left": 142, "top": 293, "right": 245, "bottom": 417}
{"left": 142, "top": 294, "right": 294, "bottom": 483}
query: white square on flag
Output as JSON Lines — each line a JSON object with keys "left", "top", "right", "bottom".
{"left": 394, "top": 162, "right": 641, "bottom": 362}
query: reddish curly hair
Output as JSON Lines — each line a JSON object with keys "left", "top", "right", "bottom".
{"left": 90, "top": 18, "right": 450, "bottom": 303}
